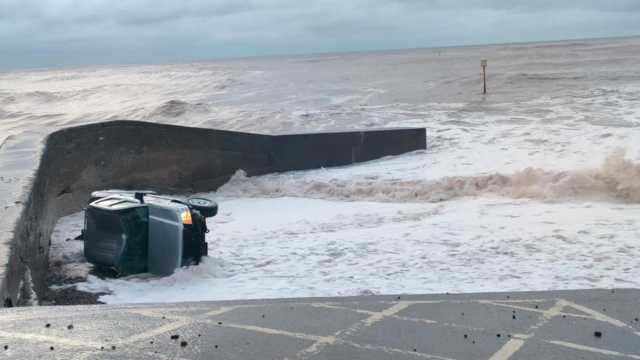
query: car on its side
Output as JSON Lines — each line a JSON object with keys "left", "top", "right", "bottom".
{"left": 78, "top": 190, "right": 218, "bottom": 277}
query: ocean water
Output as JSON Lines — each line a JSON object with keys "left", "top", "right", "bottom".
{"left": 12, "top": 37, "right": 640, "bottom": 304}
{"left": 3, "top": 37, "right": 640, "bottom": 142}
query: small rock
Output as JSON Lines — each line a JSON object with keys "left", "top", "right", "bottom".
{"left": 45, "top": 323, "right": 51, "bottom": 328}
{"left": 507, "top": 296, "right": 510, "bottom": 299}
{"left": 603, "top": 309, "right": 606, "bottom": 312}
{"left": 512, "top": 315, "right": 516, "bottom": 320}
{"left": 101, "top": 347, "right": 104, "bottom": 350}
{"left": 464, "top": 334, "right": 467, "bottom": 339}
{"left": 150, "top": 341, "right": 154, "bottom": 344}
{"left": 218, "top": 322, "right": 222, "bottom": 325}
{"left": 171, "top": 335, "right": 179, "bottom": 340}
{"left": 563, "top": 315, "right": 566, "bottom": 318}
{"left": 472, "top": 341, "right": 475, "bottom": 344}
{"left": 67, "top": 324, "right": 74, "bottom": 330}
{"left": 262, "top": 315, "right": 265, "bottom": 318}
{"left": 50, "top": 346, "right": 54, "bottom": 351}
{"left": 162, "top": 316, "right": 165, "bottom": 319}
{"left": 413, "top": 349, "right": 417, "bottom": 352}
{"left": 4, "top": 345, "right": 7, "bottom": 350}
{"left": 112, "top": 345, "right": 116, "bottom": 350}
{"left": 215, "top": 345, "right": 219, "bottom": 349}
{"left": 497, "top": 334, "right": 501, "bottom": 337}
{"left": 462, "top": 312, "right": 465, "bottom": 316}
{"left": 594, "top": 331, "right": 602, "bottom": 338}
{"left": 180, "top": 341, "right": 188, "bottom": 347}
{"left": 508, "top": 335, "right": 511, "bottom": 338}
{"left": 198, "top": 334, "right": 201, "bottom": 337}
{"left": 535, "top": 305, "right": 539, "bottom": 309}
{"left": 635, "top": 318, "right": 639, "bottom": 322}
{"left": 513, "top": 311, "right": 515, "bottom": 314}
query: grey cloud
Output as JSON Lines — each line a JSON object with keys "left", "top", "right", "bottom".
{"left": 1, "top": 0, "right": 253, "bottom": 26}
{"left": 393, "top": 0, "right": 640, "bottom": 12}
{"left": 1, "top": 0, "right": 639, "bottom": 68}
{"left": 110, "top": 1, "right": 253, "bottom": 26}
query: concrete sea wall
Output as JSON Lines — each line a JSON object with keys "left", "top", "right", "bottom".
{"left": 0, "top": 120, "right": 426, "bottom": 307}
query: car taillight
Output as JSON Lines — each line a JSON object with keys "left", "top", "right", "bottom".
{"left": 181, "top": 211, "right": 193, "bottom": 225}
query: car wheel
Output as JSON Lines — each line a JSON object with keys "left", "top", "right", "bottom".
{"left": 187, "top": 197, "right": 218, "bottom": 218}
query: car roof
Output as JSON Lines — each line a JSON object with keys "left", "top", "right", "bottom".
{"left": 90, "top": 196, "right": 141, "bottom": 210}
{"left": 90, "top": 194, "right": 186, "bottom": 210}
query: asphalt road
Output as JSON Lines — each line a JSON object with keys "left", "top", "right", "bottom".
{"left": 0, "top": 289, "right": 639, "bottom": 359}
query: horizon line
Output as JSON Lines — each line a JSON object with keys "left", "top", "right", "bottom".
{"left": 2, "top": 34, "right": 638, "bottom": 72}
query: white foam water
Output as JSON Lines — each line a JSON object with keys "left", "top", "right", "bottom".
{"left": 72, "top": 196, "right": 640, "bottom": 303}
{"left": 217, "top": 149, "right": 640, "bottom": 204}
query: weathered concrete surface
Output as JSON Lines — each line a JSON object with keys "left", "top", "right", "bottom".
{"left": 0, "top": 121, "right": 426, "bottom": 308}
{"left": 0, "top": 289, "right": 638, "bottom": 359}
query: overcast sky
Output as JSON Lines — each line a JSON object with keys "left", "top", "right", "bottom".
{"left": 1, "top": 0, "right": 640, "bottom": 68}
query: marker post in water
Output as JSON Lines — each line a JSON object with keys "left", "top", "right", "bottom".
{"left": 481, "top": 60, "right": 487, "bottom": 93}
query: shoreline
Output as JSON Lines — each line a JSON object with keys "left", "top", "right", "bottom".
{"left": 42, "top": 271, "right": 106, "bottom": 306}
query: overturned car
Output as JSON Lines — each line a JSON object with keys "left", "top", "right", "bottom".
{"left": 78, "top": 190, "right": 218, "bottom": 276}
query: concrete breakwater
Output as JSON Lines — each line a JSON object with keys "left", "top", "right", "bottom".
{"left": 0, "top": 120, "right": 426, "bottom": 307}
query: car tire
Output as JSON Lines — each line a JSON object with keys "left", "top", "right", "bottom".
{"left": 187, "top": 197, "right": 218, "bottom": 218}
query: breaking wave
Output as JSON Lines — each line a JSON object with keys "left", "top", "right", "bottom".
{"left": 217, "top": 149, "right": 640, "bottom": 203}
{"left": 506, "top": 73, "right": 588, "bottom": 83}
{"left": 147, "top": 99, "right": 210, "bottom": 118}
